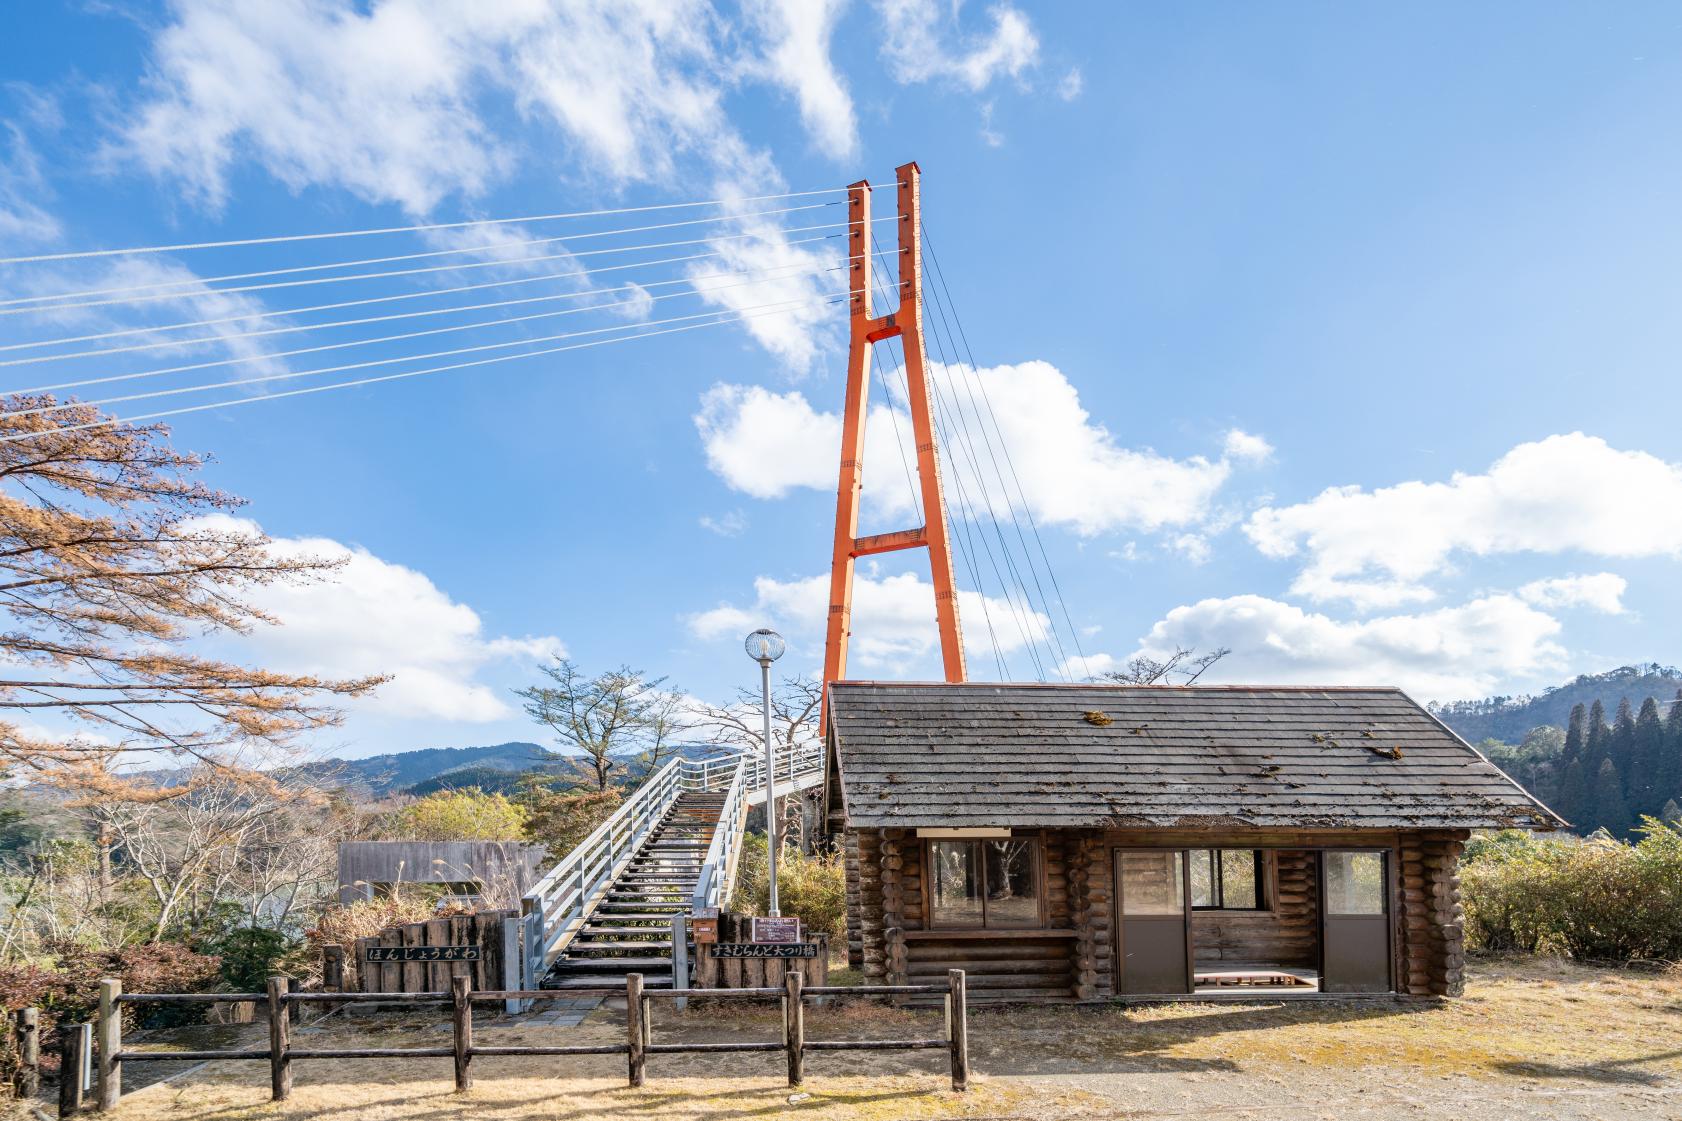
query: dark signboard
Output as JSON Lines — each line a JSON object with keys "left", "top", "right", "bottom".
{"left": 751, "top": 916, "right": 802, "bottom": 944}
{"left": 711, "top": 942, "right": 820, "bottom": 959}
{"left": 363, "top": 945, "right": 480, "bottom": 963}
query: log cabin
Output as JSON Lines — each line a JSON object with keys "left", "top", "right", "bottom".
{"left": 821, "top": 682, "right": 1562, "bottom": 1002}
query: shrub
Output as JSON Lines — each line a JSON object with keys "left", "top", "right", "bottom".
{"left": 525, "top": 787, "right": 622, "bottom": 857}
{"left": 733, "top": 833, "right": 847, "bottom": 941}
{"left": 1462, "top": 818, "right": 1682, "bottom": 962}
{"left": 381, "top": 789, "right": 528, "bottom": 841}
{"left": 204, "top": 928, "right": 304, "bottom": 992}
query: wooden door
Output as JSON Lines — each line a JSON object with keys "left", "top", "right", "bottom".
{"left": 1114, "top": 849, "right": 1191, "bottom": 994}
{"left": 1319, "top": 850, "right": 1392, "bottom": 993}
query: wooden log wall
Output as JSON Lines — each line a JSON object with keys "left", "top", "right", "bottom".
{"left": 1191, "top": 850, "right": 1318, "bottom": 966}
{"left": 692, "top": 935, "right": 830, "bottom": 990}
{"left": 843, "top": 831, "right": 863, "bottom": 969}
{"left": 1396, "top": 831, "right": 1466, "bottom": 997}
{"left": 855, "top": 830, "right": 886, "bottom": 980}
{"left": 346, "top": 910, "right": 509, "bottom": 994}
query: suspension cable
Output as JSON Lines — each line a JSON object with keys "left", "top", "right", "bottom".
{"left": 7, "top": 258, "right": 847, "bottom": 396}
{"left": 0, "top": 187, "right": 851, "bottom": 265}
{"left": 0, "top": 236, "right": 838, "bottom": 356}
{"left": 923, "top": 221, "right": 1088, "bottom": 674}
{"left": 0, "top": 203, "right": 851, "bottom": 311}
{"left": 0, "top": 298, "right": 842, "bottom": 443}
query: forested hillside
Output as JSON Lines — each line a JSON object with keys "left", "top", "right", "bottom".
{"left": 1431, "top": 664, "right": 1682, "bottom": 744}
{"left": 1433, "top": 665, "right": 1682, "bottom": 836}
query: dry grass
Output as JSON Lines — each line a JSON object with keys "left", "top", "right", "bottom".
{"left": 100, "top": 959, "right": 1682, "bottom": 1121}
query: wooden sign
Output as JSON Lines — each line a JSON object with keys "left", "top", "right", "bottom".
{"left": 751, "top": 916, "right": 801, "bottom": 944}
{"left": 691, "top": 917, "right": 718, "bottom": 945}
{"left": 712, "top": 942, "right": 820, "bottom": 959}
{"left": 363, "top": 944, "right": 480, "bottom": 963}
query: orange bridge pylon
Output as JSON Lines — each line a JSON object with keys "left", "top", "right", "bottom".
{"left": 822, "top": 162, "right": 966, "bottom": 715}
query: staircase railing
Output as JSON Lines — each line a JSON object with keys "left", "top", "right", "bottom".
{"left": 698, "top": 738, "right": 825, "bottom": 796}
{"left": 691, "top": 756, "right": 749, "bottom": 915}
{"left": 519, "top": 757, "right": 690, "bottom": 994}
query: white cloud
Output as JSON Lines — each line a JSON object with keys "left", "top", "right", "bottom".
{"left": 688, "top": 568, "right": 1049, "bottom": 676}
{"left": 699, "top": 509, "right": 748, "bottom": 536}
{"left": 1056, "top": 67, "right": 1084, "bottom": 101}
{"left": 1119, "top": 592, "right": 1569, "bottom": 702}
{"left": 0, "top": 120, "right": 61, "bottom": 247}
{"left": 744, "top": 0, "right": 858, "bottom": 160}
{"left": 876, "top": 0, "right": 1040, "bottom": 92}
{"left": 191, "top": 515, "right": 563, "bottom": 724}
{"left": 1245, "top": 434, "right": 1682, "bottom": 608}
{"left": 1222, "top": 428, "right": 1274, "bottom": 464}
{"left": 1518, "top": 572, "right": 1627, "bottom": 615}
{"left": 695, "top": 360, "right": 1262, "bottom": 535}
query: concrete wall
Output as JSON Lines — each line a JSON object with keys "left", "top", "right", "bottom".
{"left": 336, "top": 840, "right": 549, "bottom": 905}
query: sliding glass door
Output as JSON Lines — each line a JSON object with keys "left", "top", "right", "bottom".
{"left": 1114, "top": 849, "right": 1191, "bottom": 994}
{"left": 1320, "top": 850, "right": 1392, "bottom": 993}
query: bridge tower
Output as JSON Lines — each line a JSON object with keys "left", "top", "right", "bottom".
{"left": 821, "top": 162, "right": 966, "bottom": 719}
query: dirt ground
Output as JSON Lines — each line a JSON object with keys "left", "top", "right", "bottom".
{"left": 62, "top": 959, "right": 1682, "bottom": 1121}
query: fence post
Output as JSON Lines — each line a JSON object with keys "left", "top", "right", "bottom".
{"left": 625, "top": 973, "right": 645, "bottom": 1088}
{"left": 322, "top": 944, "right": 345, "bottom": 991}
{"left": 784, "top": 969, "right": 804, "bottom": 1088}
{"left": 947, "top": 969, "right": 968, "bottom": 1093}
{"left": 95, "top": 979, "right": 120, "bottom": 1111}
{"left": 451, "top": 976, "right": 473, "bottom": 1093}
{"left": 17, "top": 1007, "right": 40, "bottom": 1097}
{"left": 671, "top": 915, "right": 688, "bottom": 1011}
{"left": 58, "top": 1024, "right": 86, "bottom": 1117}
{"left": 266, "top": 976, "right": 291, "bottom": 1102}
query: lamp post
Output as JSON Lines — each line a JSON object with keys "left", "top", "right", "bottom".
{"left": 744, "top": 628, "right": 786, "bottom": 916}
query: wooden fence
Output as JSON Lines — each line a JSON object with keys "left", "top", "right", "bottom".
{"left": 45, "top": 970, "right": 968, "bottom": 1115}
{"left": 340, "top": 909, "right": 513, "bottom": 993}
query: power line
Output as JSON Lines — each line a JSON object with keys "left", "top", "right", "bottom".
{"left": 0, "top": 298, "right": 841, "bottom": 443}
{"left": 0, "top": 236, "right": 838, "bottom": 356}
{"left": 923, "top": 221, "right": 1088, "bottom": 676}
{"left": 0, "top": 203, "right": 851, "bottom": 310}
{"left": 6, "top": 259, "right": 847, "bottom": 396}
{"left": 0, "top": 186, "right": 851, "bottom": 265}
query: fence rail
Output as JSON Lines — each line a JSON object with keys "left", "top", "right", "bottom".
{"left": 49, "top": 969, "right": 967, "bottom": 1114}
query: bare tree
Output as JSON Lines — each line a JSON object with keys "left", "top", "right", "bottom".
{"left": 693, "top": 675, "right": 823, "bottom": 758}
{"left": 514, "top": 659, "right": 682, "bottom": 791}
{"left": 1097, "top": 647, "right": 1230, "bottom": 687}
{"left": 0, "top": 397, "right": 385, "bottom": 798}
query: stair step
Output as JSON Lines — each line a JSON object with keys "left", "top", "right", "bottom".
{"left": 580, "top": 926, "right": 682, "bottom": 936}
{"left": 589, "top": 911, "right": 688, "bottom": 920}
{"left": 567, "top": 941, "right": 672, "bottom": 953}
{"left": 542, "top": 976, "right": 672, "bottom": 990}
{"left": 553, "top": 956, "right": 673, "bottom": 971}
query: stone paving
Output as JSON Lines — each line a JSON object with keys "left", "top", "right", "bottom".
{"left": 519, "top": 997, "right": 603, "bottom": 1028}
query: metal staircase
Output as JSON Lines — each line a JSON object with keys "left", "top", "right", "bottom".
{"left": 515, "top": 741, "right": 824, "bottom": 1003}
{"left": 540, "top": 791, "right": 724, "bottom": 990}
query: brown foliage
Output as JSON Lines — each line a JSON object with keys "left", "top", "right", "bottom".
{"left": 0, "top": 397, "right": 386, "bottom": 796}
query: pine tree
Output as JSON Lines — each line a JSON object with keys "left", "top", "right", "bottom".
{"left": 1556, "top": 757, "right": 1588, "bottom": 829}
{"left": 1662, "top": 690, "right": 1682, "bottom": 813}
{"left": 1632, "top": 697, "right": 1665, "bottom": 816}
{"left": 1592, "top": 757, "right": 1633, "bottom": 837}
{"left": 1585, "top": 698, "right": 1610, "bottom": 775}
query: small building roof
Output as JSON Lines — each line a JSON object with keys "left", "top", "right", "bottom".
{"left": 827, "top": 682, "right": 1562, "bottom": 831}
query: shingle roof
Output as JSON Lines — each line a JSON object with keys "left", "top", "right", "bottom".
{"left": 828, "top": 682, "right": 1562, "bottom": 831}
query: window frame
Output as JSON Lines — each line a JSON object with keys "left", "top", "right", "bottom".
{"left": 924, "top": 835, "right": 1046, "bottom": 930}
{"left": 1188, "top": 848, "right": 1269, "bottom": 912}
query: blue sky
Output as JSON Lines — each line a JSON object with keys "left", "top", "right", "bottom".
{"left": 2, "top": 1, "right": 1679, "bottom": 758}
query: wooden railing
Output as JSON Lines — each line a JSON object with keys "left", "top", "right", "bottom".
{"left": 55, "top": 970, "right": 969, "bottom": 1114}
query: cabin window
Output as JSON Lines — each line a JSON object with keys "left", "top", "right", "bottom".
{"left": 1323, "top": 851, "right": 1386, "bottom": 915}
{"left": 928, "top": 838, "right": 1041, "bottom": 928}
{"left": 1188, "top": 849, "right": 1265, "bottom": 910}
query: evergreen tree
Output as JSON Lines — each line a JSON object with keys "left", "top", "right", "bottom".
{"left": 1591, "top": 757, "right": 1633, "bottom": 837}
{"left": 1663, "top": 798, "right": 1682, "bottom": 827}
{"left": 1662, "top": 690, "right": 1682, "bottom": 813}
{"left": 1556, "top": 757, "right": 1588, "bottom": 829}
{"left": 1585, "top": 699, "right": 1610, "bottom": 774}
{"left": 1563, "top": 703, "right": 1586, "bottom": 764}
{"left": 1632, "top": 697, "right": 1665, "bottom": 816}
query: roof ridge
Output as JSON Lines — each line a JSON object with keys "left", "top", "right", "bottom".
{"left": 829, "top": 680, "right": 1405, "bottom": 693}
